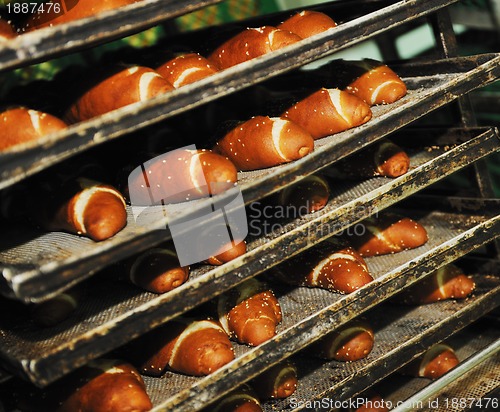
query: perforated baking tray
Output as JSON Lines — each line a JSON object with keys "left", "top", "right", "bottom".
{"left": 0, "top": 0, "right": 223, "bottom": 72}
{"left": 0, "top": 197, "right": 498, "bottom": 388}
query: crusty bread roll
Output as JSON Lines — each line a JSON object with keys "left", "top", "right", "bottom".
{"left": 274, "top": 174, "right": 330, "bottom": 215}
{"left": 334, "top": 138, "right": 410, "bottom": 178}
{"left": 400, "top": 343, "right": 459, "bottom": 379}
{"left": 57, "top": 359, "right": 152, "bottom": 412}
{"left": 206, "top": 240, "right": 247, "bottom": 265}
{"left": 349, "top": 214, "right": 428, "bottom": 257}
{"left": 272, "top": 240, "right": 373, "bottom": 294}
{"left": 35, "top": 178, "right": 127, "bottom": 242}
{"left": 394, "top": 264, "right": 475, "bottom": 304}
{"left": 128, "top": 318, "right": 235, "bottom": 376}
{"left": 31, "top": 287, "right": 82, "bottom": 327}
{"left": 25, "top": 0, "right": 141, "bottom": 30}
{"left": 0, "top": 107, "right": 68, "bottom": 151}
{"left": 0, "top": 18, "right": 16, "bottom": 40}
{"left": 127, "top": 148, "right": 238, "bottom": 205}
{"left": 127, "top": 248, "right": 189, "bottom": 294}
{"left": 277, "top": 10, "right": 337, "bottom": 38}
{"left": 208, "top": 26, "right": 302, "bottom": 70}
{"left": 65, "top": 65, "right": 173, "bottom": 123}
{"left": 217, "top": 278, "right": 282, "bottom": 346}
{"left": 308, "top": 319, "right": 374, "bottom": 362}
{"left": 213, "top": 116, "right": 314, "bottom": 171}
{"left": 250, "top": 360, "right": 298, "bottom": 399}
{"left": 281, "top": 88, "right": 372, "bottom": 139}
{"left": 209, "top": 384, "right": 262, "bottom": 412}
{"left": 156, "top": 53, "right": 219, "bottom": 88}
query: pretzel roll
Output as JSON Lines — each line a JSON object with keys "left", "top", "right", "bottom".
{"left": 156, "top": 53, "right": 219, "bottom": 88}
{"left": 0, "top": 19, "right": 16, "bottom": 40}
{"left": 209, "top": 384, "right": 262, "bottom": 412}
{"left": 218, "top": 278, "right": 282, "bottom": 346}
{"left": 208, "top": 26, "right": 302, "bottom": 70}
{"left": 350, "top": 214, "right": 428, "bottom": 257}
{"left": 36, "top": 178, "right": 127, "bottom": 242}
{"left": 213, "top": 116, "right": 314, "bottom": 171}
{"left": 272, "top": 241, "right": 373, "bottom": 294}
{"left": 127, "top": 148, "right": 238, "bottom": 206}
{"left": 0, "top": 107, "right": 68, "bottom": 151}
{"left": 281, "top": 88, "right": 372, "bottom": 139}
{"left": 309, "top": 320, "right": 374, "bottom": 362}
{"left": 129, "top": 319, "right": 235, "bottom": 376}
{"left": 31, "top": 287, "right": 82, "bottom": 327}
{"left": 344, "top": 59, "right": 407, "bottom": 105}
{"left": 275, "top": 174, "right": 330, "bottom": 214}
{"left": 277, "top": 10, "right": 337, "bottom": 38}
{"left": 206, "top": 240, "right": 247, "bottom": 266}
{"left": 65, "top": 65, "right": 173, "bottom": 123}
{"left": 401, "top": 344, "right": 459, "bottom": 380}
{"left": 57, "top": 359, "right": 152, "bottom": 412}
{"left": 25, "top": 0, "right": 141, "bottom": 30}
{"left": 251, "top": 361, "right": 298, "bottom": 399}
{"left": 395, "top": 264, "right": 475, "bottom": 305}
{"left": 127, "top": 248, "right": 189, "bottom": 294}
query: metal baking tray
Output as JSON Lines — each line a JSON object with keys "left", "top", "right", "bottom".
{"left": 262, "top": 304, "right": 500, "bottom": 412}
{"left": 1, "top": 56, "right": 500, "bottom": 303}
{"left": 0, "top": 197, "right": 498, "bottom": 388}
{"left": 385, "top": 330, "right": 500, "bottom": 412}
{"left": 0, "top": 0, "right": 223, "bottom": 72}
{"left": 0, "top": 0, "right": 467, "bottom": 191}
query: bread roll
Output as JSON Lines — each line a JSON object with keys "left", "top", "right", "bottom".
{"left": 277, "top": 10, "right": 337, "bottom": 38}
{"left": 0, "top": 107, "right": 67, "bottom": 151}
{"left": 0, "top": 18, "right": 16, "bottom": 40}
{"left": 57, "top": 359, "right": 152, "bottom": 412}
{"left": 31, "top": 287, "right": 82, "bottom": 327}
{"left": 275, "top": 174, "right": 330, "bottom": 214}
{"left": 217, "top": 278, "right": 282, "bottom": 346}
{"left": 25, "top": 0, "right": 141, "bottom": 30}
{"left": 394, "top": 264, "right": 475, "bottom": 304}
{"left": 272, "top": 241, "right": 373, "bottom": 294}
{"left": 65, "top": 65, "right": 173, "bottom": 123}
{"left": 281, "top": 88, "right": 372, "bottom": 139}
{"left": 129, "top": 318, "right": 235, "bottom": 376}
{"left": 156, "top": 53, "right": 219, "bottom": 88}
{"left": 213, "top": 116, "right": 314, "bottom": 171}
{"left": 208, "top": 26, "right": 302, "bottom": 70}
{"left": 127, "top": 148, "right": 238, "bottom": 206}
{"left": 349, "top": 214, "right": 428, "bottom": 257}
{"left": 308, "top": 319, "right": 374, "bottom": 361}
{"left": 206, "top": 240, "right": 247, "bottom": 265}
{"left": 250, "top": 361, "right": 298, "bottom": 399}
{"left": 208, "top": 384, "right": 262, "bottom": 412}
{"left": 400, "top": 343, "right": 459, "bottom": 379}
{"left": 127, "top": 248, "right": 189, "bottom": 294}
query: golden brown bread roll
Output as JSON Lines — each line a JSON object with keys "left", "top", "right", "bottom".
{"left": 206, "top": 240, "right": 247, "bottom": 266}
{"left": 344, "top": 59, "right": 407, "bottom": 106}
{"left": 31, "top": 287, "right": 82, "bottom": 327}
{"left": 250, "top": 360, "right": 298, "bottom": 399}
{"left": 127, "top": 148, "right": 238, "bottom": 206}
{"left": 272, "top": 241, "right": 373, "bottom": 294}
{"left": 217, "top": 278, "right": 282, "bottom": 346}
{"left": 25, "top": 0, "right": 142, "bottom": 30}
{"left": 126, "top": 248, "right": 189, "bottom": 294}
{"left": 334, "top": 139, "right": 410, "bottom": 178}
{"left": 0, "top": 107, "right": 68, "bottom": 151}
{"left": 64, "top": 65, "right": 173, "bottom": 123}
{"left": 348, "top": 214, "right": 428, "bottom": 257}
{"left": 394, "top": 264, "right": 475, "bottom": 305}
{"left": 0, "top": 18, "right": 16, "bottom": 40}
{"left": 129, "top": 318, "right": 235, "bottom": 376}
{"left": 274, "top": 174, "right": 330, "bottom": 215}
{"left": 156, "top": 53, "right": 219, "bottom": 88}
{"left": 208, "top": 26, "right": 302, "bottom": 70}
{"left": 213, "top": 116, "right": 314, "bottom": 171}
{"left": 208, "top": 384, "right": 262, "bottom": 412}
{"left": 57, "top": 359, "right": 152, "bottom": 412}
{"left": 281, "top": 88, "right": 372, "bottom": 139}
{"left": 400, "top": 343, "right": 460, "bottom": 379}
{"left": 277, "top": 10, "right": 337, "bottom": 38}
{"left": 35, "top": 178, "right": 127, "bottom": 241}
{"left": 308, "top": 319, "right": 374, "bottom": 362}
